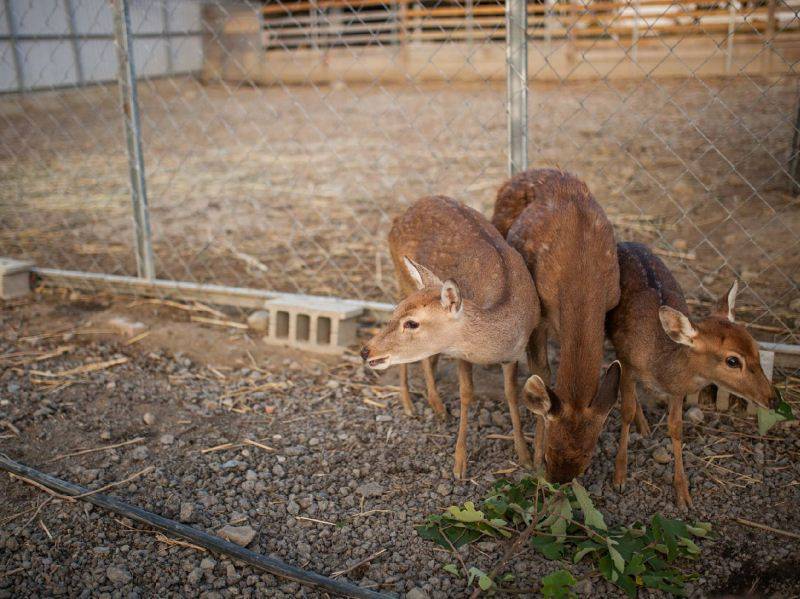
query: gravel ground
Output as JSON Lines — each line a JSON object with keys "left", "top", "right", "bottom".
{"left": 1, "top": 293, "right": 800, "bottom": 598}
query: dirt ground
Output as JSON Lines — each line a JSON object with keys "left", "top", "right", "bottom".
{"left": 0, "top": 75, "right": 798, "bottom": 342}
{"left": 1, "top": 291, "right": 800, "bottom": 598}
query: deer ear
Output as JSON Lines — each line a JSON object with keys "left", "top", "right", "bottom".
{"left": 403, "top": 256, "right": 442, "bottom": 290}
{"left": 590, "top": 361, "right": 621, "bottom": 415}
{"left": 659, "top": 306, "right": 697, "bottom": 347}
{"left": 440, "top": 279, "right": 462, "bottom": 316}
{"left": 714, "top": 279, "right": 738, "bottom": 322}
{"left": 523, "top": 375, "right": 562, "bottom": 419}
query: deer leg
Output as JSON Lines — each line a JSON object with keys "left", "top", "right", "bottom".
{"left": 634, "top": 400, "right": 651, "bottom": 437}
{"left": 422, "top": 355, "right": 447, "bottom": 419}
{"left": 430, "top": 353, "right": 440, "bottom": 377}
{"left": 503, "top": 361, "right": 533, "bottom": 469}
{"left": 398, "top": 363, "right": 415, "bottom": 416}
{"left": 453, "top": 360, "right": 474, "bottom": 480}
{"left": 613, "top": 365, "right": 637, "bottom": 492}
{"left": 526, "top": 326, "right": 551, "bottom": 383}
{"left": 668, "top": 395, "right": 692, "bottom": 510}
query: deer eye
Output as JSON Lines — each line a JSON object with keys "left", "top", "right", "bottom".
{"left": 403, "top": 320, "right": 419, "bottom": 330}
{"left": 725, "top": 356, "right": 741, "bottom": 369}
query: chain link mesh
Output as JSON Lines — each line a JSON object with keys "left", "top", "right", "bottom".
{"left": 1, "top": 0, "right": 798, "bottom": 394}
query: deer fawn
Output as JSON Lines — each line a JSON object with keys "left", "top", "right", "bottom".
{"left": 492, "top": 168, "right": 621, "bottom": 483}
{"left": 361, "top": 195, "right": 540, "bottom": 478}
{"left": 607, "top": 242, "right": 778, "bottom": 508}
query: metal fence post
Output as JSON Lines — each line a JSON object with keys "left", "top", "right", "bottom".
{"left": 112, "top": 0, "right": 156, "bottom": 280}
{"left": 506, "top": 0, "right": 528, "bottom": 176}
{"left": 3, "top": 0, "right": 24, "bottom": 92}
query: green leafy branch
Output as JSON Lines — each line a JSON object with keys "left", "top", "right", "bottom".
{"left": 417, "top": 477, "right": 712, "bottom": 597}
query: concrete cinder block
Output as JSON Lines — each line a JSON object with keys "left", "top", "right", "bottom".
{"left": 262, "top": 295, "right": 363, "bottom": 355}
{"left": 0, "top": 258, "right": 34, "bottom": 299}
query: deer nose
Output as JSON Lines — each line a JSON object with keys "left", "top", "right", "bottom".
{"left": 360, "top": 346, "right": 370, "bottom": 361}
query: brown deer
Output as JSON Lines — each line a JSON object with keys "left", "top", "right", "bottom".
{"left": 361, "top": 195, "right": 540, "bottom": 478}
{"left": 492, "top": 168, "right": 621, "bottom": 483}
{"left": 607, "top": 241, "right": 778, "bottom": 508}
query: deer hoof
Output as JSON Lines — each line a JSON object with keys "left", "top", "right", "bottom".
{"left": 613, "top": 479, "right": 626, "bottom": 493}
{"left": 675, "top": 481, "right": 693, "bottom": 510}
{"left": 452, "top": 456, "right": 467, "bottom": 480}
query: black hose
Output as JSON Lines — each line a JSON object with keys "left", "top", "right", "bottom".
{"left": 0, "top": 454, "right": 391, "bottom": 599}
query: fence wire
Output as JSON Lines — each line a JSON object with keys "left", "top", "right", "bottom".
{"left": 0, "top": 0, "right": 798, "bottom": 395}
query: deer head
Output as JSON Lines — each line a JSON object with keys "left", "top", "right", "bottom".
{"left": 658, "top": 280, "right": 777, "bottom": 409}
{"left": 523, "top": 361, "right": 621, "bottom": 483}
{"left": 361, "top": 257, "right": 465, "bottom": 370}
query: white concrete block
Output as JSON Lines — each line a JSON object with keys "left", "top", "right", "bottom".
{"left": 0, "top": 258, "right": 33, "bottom": 299}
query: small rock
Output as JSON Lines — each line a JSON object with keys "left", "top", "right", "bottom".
{"left": 218, "top": 525, "right": 256, "bottom": 547}
{"left": 247, "top": 311, "right": 269, "bottom": 332}
{"left": 406, "top": 589, "right": 429, "bottom": 599}
{"left": 375, "top": 414, "right": 392, "bottom": 423}
{"left": 221, "top": 460, "right": 241, "bottom": 469}
{"left": 160, "top": 434, "right": 175, "bottom": 445}
{"left": 272, "top": 464, "right": 286, "bottom": 478}
{"left": 142, "top": 412, "right": 156, "bottom": 426}
{"left": 574, "top": 578, "right": 593, "bottom": 596}
{"left": 200, "top": 557, "right": 217, "bottom": 570}
{"left": 286, "top": 500, "right": 300, "bottom": 515}
{"left": 685, "top": 406, "right": 704, "bottom": 424}
{"left": 436, "top": 482, "right": 452, "bottom": 497}
{"left": 652, "top": 446, "right": 672, "bottom": 464}
{"left": 130, "top": 446, "right": 150, "bottom": 461}
{"left": 356, "top": 482, "right": 383, "bottom": 497}
{"left": 179, "top": 502, "right": 194, "bottom": 523}
{"left": 106, "top": 316, "right": 147, "bottom": 338}
{"left": 106, "top": 565, "right": 132, "bottom": 585}
{"left": 100, "top": 430, "right": 111, "bottom": 441}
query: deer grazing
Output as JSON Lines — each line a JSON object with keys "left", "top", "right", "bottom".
{"left": 607, "top": 241, "right": 778, "bottom": 508}
{"left": 492, "top": 168, "right": 622, "bottom": 483}
{"left": 361, "top": 195, "right": 540, "bottom": 478}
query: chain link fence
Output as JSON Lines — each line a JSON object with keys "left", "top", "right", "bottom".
{"left": 1, "top": 0, "right": 798, "bottom": 391}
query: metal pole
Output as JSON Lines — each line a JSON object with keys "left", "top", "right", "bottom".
{"left": 112, "top": 0, "right": 156, "bottom": 280}
{"left": 64, "top": 0, "right": 84, "bottom": 85}
{"left": 161, "top": 1, "right": 173, "bottom": 75}
{"left": 726, "top": 1, "right": 735, "bottom": 75}
{"left": 505, "top": 0, "right": 528, "bottom": 176}
{"left": 3, "top": 0, "right": 24, "bottom": 91}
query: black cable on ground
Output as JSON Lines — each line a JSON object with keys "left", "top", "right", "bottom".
{"left": 0, "top": 454, "right": 391, "bottom": 599}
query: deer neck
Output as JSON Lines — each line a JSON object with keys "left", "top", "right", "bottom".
{"left": 449, "top": 298, "right": 526, "bottom": 364}
{"left": 555, "top": 297, "right": 606, "bottom": 408}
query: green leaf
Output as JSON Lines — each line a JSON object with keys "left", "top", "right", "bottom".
{"left": 532, "top": 535, "right": 566, "bottom": 560}
{"left": 757, "top": 407, "right": 787, "bottom": 435}
{"left": 608, "top": 543, "right": 626, "bottom": 574}
{"left": 776, "top": 397, "right": 794, "bottom": 420}
{"left": 572, "top": 481, "right": 607, "bottom": 531}
{"left": 443, "top": 564, "right": 460, "bottom": 576}
{"left": 573, "top": 546, "right": 598, "bottom": 563}
{"left": 541, "top": 569, "right": 577, "bottom": 599}
{"left": 467, "top": 567, "right": 485, "bottom": 587}
{"left": 686, "top": 522, "right": 712, "bottom": 537}
{"left": 478, "top": 574, "right": 494, "bottom": 591}
{"left": 446, "top": 501, "right": 485, "bottom": 523}
{"left": 678, "top": 537, "right": 700, "bottom": 555}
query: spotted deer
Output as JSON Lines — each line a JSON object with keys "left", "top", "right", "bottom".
{"left": 607, "top": 242, "right": 778, "bottom": 508}
{"left": 492, "top": 168, "right": 622, "bottom": 483}
{"left": 360, "top": 195, "right": 540, "bottom": 478}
